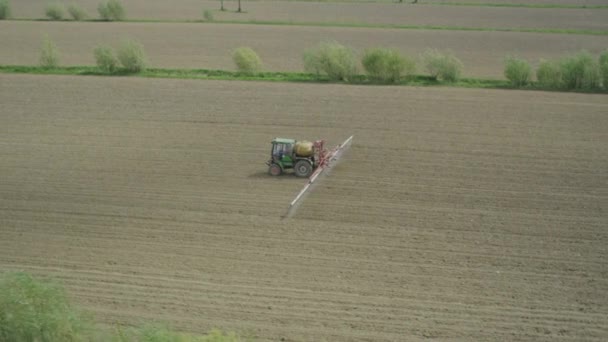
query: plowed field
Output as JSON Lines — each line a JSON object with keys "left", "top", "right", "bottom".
{"left": 1, "top": 74, "right": 607, "bottom": 341}
{"left": 9, "top": 0, "right": 608, "bottom": 30}
{"left": 2, "top": 21, "right": 608, "bottom": 78}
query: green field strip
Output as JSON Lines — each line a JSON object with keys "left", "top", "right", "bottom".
{"left": 6, "top": 17, "right": 608, "bottom": 36}
{"left": 1, "top": 65, "right": 606, "bottom": 94}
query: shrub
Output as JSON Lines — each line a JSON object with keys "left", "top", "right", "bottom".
{"left": 303, "top": 41, "right": 357, "bottom": 82}
{"left": 0, "top": 272, "right": 92, "bottom": 342}
{"left": 0, "top": 0, "right": 10, "bottom": 19}
{"left": 536, "top": 59, "right": 562, "bottom": 89}
{"left": 98, "top": 0, "right": 125, "bottom": 21}
{"left": 600, "top": 50, "right": 608, "bottom": 89}
{"left": 94, "top": 45, "right": 118, "bottom": 73}
{"left": 560, "top": 51, "right": 600, "bottom": 90}
{"left": 362, "top": 48, "right": 415, "bottom": 83}
{"left": 421, "top": 49, "right": 463, "bottom": 82}
{"left": 232, "top": 47, "right": 262, "bottom": 74}
{"left": 67, "top": 4, "right": 87, "bottom": 20}
{"left": 504, "top": 56, "right": 532, "bottom": 87}
{"left": 117, "top": 40, "right": 147, "bottom": 73}
{"left": 45, "top": 3, "right": 64, "bottom": 20}
{"left": 39, "top": 35, "right": 59, "bottom": 68}
{"left": 203, "top": 9, "right": 214, "bottom": 21}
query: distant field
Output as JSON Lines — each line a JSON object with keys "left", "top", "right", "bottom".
{"left": 8, "top": 0, "right": 608, "bottom": 30}
{"left": 1, "top": 21, "right": 607, "bottom": 78}
{"left": 1, "top": 74, "right": 607, "bottom": 341}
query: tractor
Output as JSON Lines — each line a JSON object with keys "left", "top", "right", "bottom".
{"left": 266, "top": 138, "right": 327, "bottom": 177}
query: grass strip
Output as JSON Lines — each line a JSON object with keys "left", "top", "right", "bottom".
{"left": 7, "top": 18, "right": 608, "bottom": 36}
{"left": 219, "top": 20, "right": 608, "bottom": 36}
{"left": 1, "top": 65, "right": 605, "bottom": 94}
{"left": 427, "top": 2, "right": 608, "bottom": 9}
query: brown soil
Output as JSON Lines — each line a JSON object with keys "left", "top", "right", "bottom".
{"left": 1, "top": 21, "right": 607, "bottom": 78}
{"left": 9, "top": 0, "right": 608, "bottom": 30}
{"left": 1, "top": 74, "right": 607, "bottom": 341}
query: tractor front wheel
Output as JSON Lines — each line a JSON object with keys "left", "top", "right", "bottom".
{"left": 269, "top": 163, "right": 282, "bottom": 176}
{"left": 294, "top": 160, "right": 313, "bottom": 177}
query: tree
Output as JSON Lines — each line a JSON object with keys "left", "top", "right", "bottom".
{"left": 237, "top": 0, "right": 241, "bottom": 12}
{"left": 220, "top": 0, "right": 224, "bottom": 11}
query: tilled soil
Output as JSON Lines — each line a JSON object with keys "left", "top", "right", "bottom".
{"left": 9, "top": 0, "right": 608, "bottom": 30}
{"left": 1, "top": 21, "right": 607, "bottom": 78}
{"left": 1, "top": 74, "right": 607, "bottom": 341}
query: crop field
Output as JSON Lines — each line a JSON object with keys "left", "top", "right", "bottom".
{"left": 9, "top": 0, "right": 608, "bottom": 30}
{"left": 1, "top": 74, "right": 607, "bottom": 341}
{"left": 1, "top": 0, "right": 608, "bottom": 340}
{"left": 1, "top": 21, "right": 607, "bottom": 78}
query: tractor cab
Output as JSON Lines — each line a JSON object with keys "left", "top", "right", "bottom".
{"left": 270, "top": 138, "right": 295, "bottom": 168}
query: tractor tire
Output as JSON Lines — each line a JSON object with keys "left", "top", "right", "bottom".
{"left": 294, "top": 160, "right": 313, "bottom": 177}
{"left": 269, "top": 163, "right": 282, "bottom": 176}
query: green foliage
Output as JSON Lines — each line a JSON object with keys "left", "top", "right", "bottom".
{"left": 362, "top": 48, "right": 415, "bottom": 83}
{"left": 599, "top": 50, "right": 608, "bottom": 89}
{"left": 560, "top": 51, "right": 600, "bottom": 89}
{"left": 536, "top": 59, "right": 562, "bottom": 89}
{"left": 0, "top": 272, "right": 244, "bottom": 342}
{"left": 232, "top": 47, "right": 262, "bottom": 74}
{"left": 67, "top": 4, "right": 87, "bottom": 20}
{"left": 0, "top": 272, "right": 92, "bottom": 342}
{"left": 114, "top": 325, "right": 243, "bottom": 342}
{"left": 45, "top": 3, "right": 64, "bottom": 20}
{"left": 39, "top": 35, "right": 59, "bottom": 68}
{"left": 117, "top": 40, "right": 147, "bottom": 73}
{"left": 201, "top": 329, "right": 242, "bottom": 342}
{"left": 98, "top": 0, "right": 125, "bottom": 21}
{"left": 203, "top": 9, "right": 214, "bottom": 21}
{"left": 303, "top": 41, "right": 357, "bottom": 82}
{"left": 503, "top": 56, "right": 532, "bottom": 87}
{"left": 0, "top": 0, "right": 10, "bottom": 19}
{"left": 94, "top": 45, "right": 118, "bottom": 73}
{"left": 421, "top": 49, "right": 463, "bottom": 82}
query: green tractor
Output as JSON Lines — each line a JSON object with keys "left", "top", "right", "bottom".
{"left": 267, "top": 138, "right": 326, "bottom": 177}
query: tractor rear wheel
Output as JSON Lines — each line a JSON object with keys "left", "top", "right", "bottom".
{"left": 294, "top": 160, "right": 313, "bottom": 177}
{"left": 269, "top": 163, "right": 282, "bottom": 176}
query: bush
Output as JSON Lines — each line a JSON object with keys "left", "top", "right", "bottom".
{"left": 0, "top": 272, "right": 243, "bottom": 341}
{"left": 362, "top": 48, "right": 415, "bottom": 83}
{"left": 0, "top": 0, "right": 10, "bottom": 19}
{"left": 232, "top": 47, "right": 262, "bottom": 74}
{"left": 45, "top": 3, "right": 64, "bottom": 20}
{"left": 560, "top": 51, "right": 600, "bottom": 90}
{"left": 0, "top": 272, "right": 92, "bottom": 342}
{"left": 536, "top": 59, "right": 562, "bottom": 89}
{"left": 600, "top": 50, "right": 608, "bottom": 89}
{"left": 39, "top": 35, "right": 59, "bottom": 68}
{"left": 504, "top": 56, "right": 532, "bottom": 87}
{"left": 117, "top": 40, "right": 147, "bottom": 73}
{"left": 98, "top": 0, "right": 125, "bottom": 21}
{"left": 303, "top": 41, "right": 357, "bottom": 82}
{"left": 421, "top": 49, "right": 463, "bottom": 82}
{"left": 67, "top": 4, "right": 87, "bottom": 20}
{"left": 203, "top": 9, "right": 214, "bottom": 21}
{"left": 94, "top": 45, "right": 118, "bottom": 73}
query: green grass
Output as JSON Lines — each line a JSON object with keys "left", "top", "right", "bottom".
{"left": 0, "top": 271, "right": 246, "bottom": 342}
{"left": 2, "top": 64, "right": 606, "bottom": 94}
{"left": 428, "top": 2, "right": 608, "bottom": 9}
{"left": 225, "top": 20, "right": 608, "bottom": 36}
{"left": 6, "top": 17, "right": 608, "bottom": 36}
{"left": 204, "top": 0, "right": 608, "bottom": 8}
